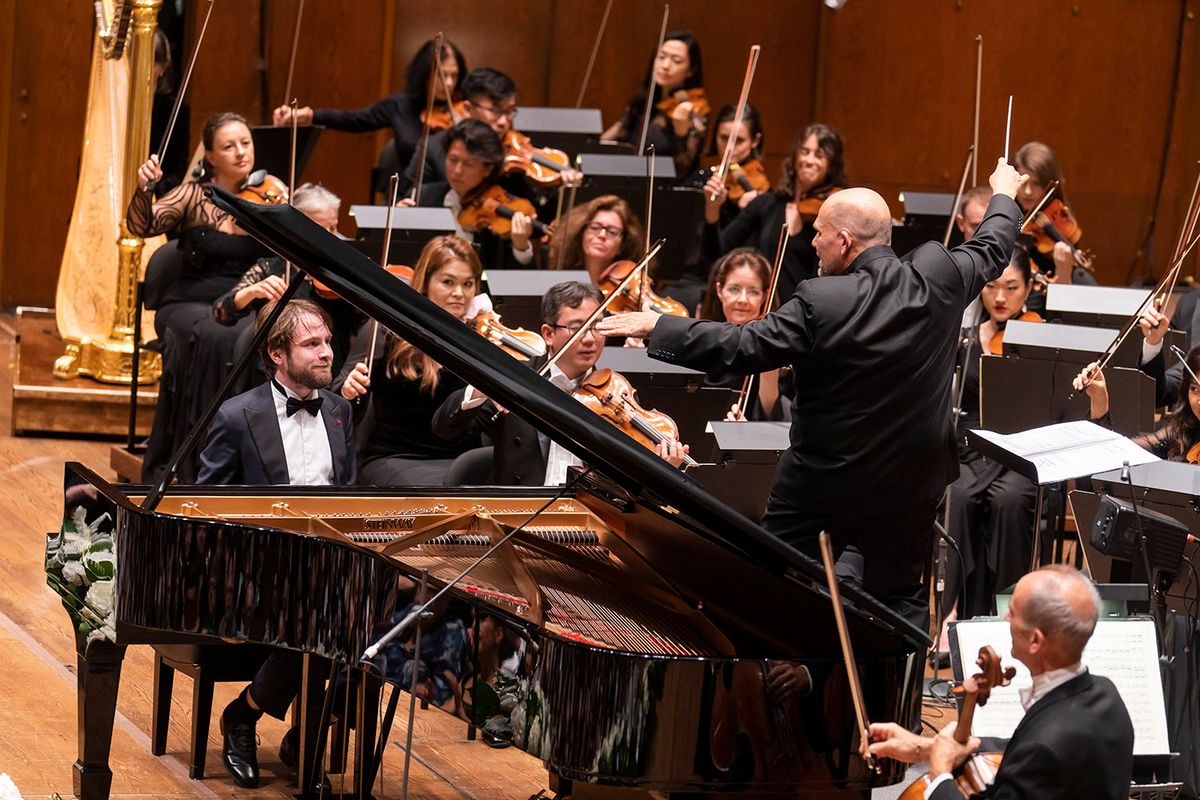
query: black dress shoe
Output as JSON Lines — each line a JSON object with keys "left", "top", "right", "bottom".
{"left": 278, "top": 725, "right": 299, "bottom": 771}
{"left": 219, "top": 706, "right": 260, "bottom": 788}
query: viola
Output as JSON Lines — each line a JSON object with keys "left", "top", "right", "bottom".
{"left": 596, "top": 259, "right": 688, "bottom": 317}
{"left": 655, "top": 87, "right": 710, "bottom": 120}
{"left": 572, "top": 368, "right": 696, "bottom": 466}
{"left": 420, "top": 99, "right": 467, "bottom": 130}
{"left": 987, "top": 310, "right": 1043, "bottom": 356}
{"left": 792, "top": 185, "right": 843, "bottom": 223}
{"left": 237, "top": 170, "right": 289, "bottom": 206}
{"left": 898, "top": 646, "right": 1014, "bottom": 799}
{"left": 457, "top": 184, "right": 548, "bottom": 240}
{"left": 502, "top": 130, "right": 572, "bottom": 186}
{"left": 314, "top": 263, "right": 412, "bottom": 301}
{"left": 1186, "top": 441, "right": 1200, "bottom": 465}
{"left": 473, "top": 312, "right": 546, "bottom": 361}
{"left": 725, "top": 160, "right": 770, "bottom": 202}
{"left": 1028, "top": 198, "right": 1094, "bottom": 270}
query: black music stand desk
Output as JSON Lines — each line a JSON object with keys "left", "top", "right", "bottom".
{"left": 348, "top": 206, "right": 456, "bottom": 266}
{"left": 250, "top": 125, "right": 322, "bottom": 183}
{"left": 514, "top": 107, "right": 603, "bottom": 154}
{"left": 687, "top": 421, "right": 788, "bottom": 521}
{"left": 483, "top": 270, "right": 590, "bottom": 331}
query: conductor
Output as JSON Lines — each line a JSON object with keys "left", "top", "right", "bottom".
{"left": 597, "top": 158, "right": 1027, "bottom": 627}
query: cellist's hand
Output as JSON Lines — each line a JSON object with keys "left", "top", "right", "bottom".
{"left": 929, "top": 721, "right": 980, "bottom": 776}
{"left": 1139, "top": 294, "right": 1169, "bottom": 346}
{"left": 865, "top": 722, "right": 930, "bottom": 764}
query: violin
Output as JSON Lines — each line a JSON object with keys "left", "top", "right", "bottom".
{"left": 313, "top": 264, "right": 412, "bottom": 301}
{"left": 655, "top": 87, "right": 710, "bottom": 120}
{"left": 420, "top": 99, "right": 467, "bottom": 130}
{"left": 457, "top": 184, "right": 548, "bottom": 240}
{"left": 237, "top": 170, "right": 289, "bottom": 206}
{"left": 899, "top": 646, "right": 1014, "bottom": 799}
{"left": 502, "top": 130, "right": 572, "bottom": 186}
{"left": 725, "top": 160, "right": 770, "bottom": 202}
{"left": 986, "top": 310, "right": 1043, "bottom": 355}
{"left": 1028, "top": 198, "right": 1094, "bottom": 270}
{"left": 473, "top": 312, "right": 546, "bottom": 361}
{"left": 792, "top": 185, "right": 843, "bottom": 223}
{"left": 572, "top": 368, "right": 696, "bottom": 466}
{"left": 596, "top": 259, "right": 688, "bottom": 317}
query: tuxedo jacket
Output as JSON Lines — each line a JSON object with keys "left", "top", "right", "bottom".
{"left": 196, "top": 381, "right": 357, "bottom": 486}
{"left": 931, "top": 671, "right": 1134, "bottom": 800}
{"left": 647, "top": 195, "right": 1023, "bottom": 516}
{"left": 431, "top": 355, "right": 549, "bottom": 486}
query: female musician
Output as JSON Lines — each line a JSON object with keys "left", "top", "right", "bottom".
{"left": 705, "top": 102, "right": 767, "bottom": 227}
{"left": 128, "top": 111, "right": 273, "bottom": 483}
{"left": 697, "top": 248, "right": 787, "bottom": 422}
{"left": 703, "top": 123, "right": 846, "bottom": 301}
{"left": 336, "top": 235, "right": 483, "bottom": 486}
{"left": 546, "top": 195, "right": 645, "bottom": 285}
{"left": 404, "top": 119, "right": 537, "bottom": 269}
{"left": 939, "top": 246, "right": 1041, "bottom": 644}
{"left": 1013, "top": 141, "right": 1097, "bottom": 298}
{"left": 600, "top": 30, "right": 708, "bottom": 176}
{"left": 273, "top": 37, "right": 466, "bottom": 174}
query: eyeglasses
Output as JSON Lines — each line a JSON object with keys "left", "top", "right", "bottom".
{"left": 550, "top": 322, "right": 592, "bottom": 336}
{"left": 719, "top": 284, "right": 764, "bottom": 300}
{"left": 584, "top": 222, "right": 624, "bottom": 239}
{"left": 474, "top": 102, "right": 518, "bottom": 121}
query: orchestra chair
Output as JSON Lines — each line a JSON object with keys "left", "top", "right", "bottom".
{"left": 444, "top": 446, "right": 495, "bottom": 485}
{"left": 150, "top": 642, "right": 275, "bottom": 779}
{"left": 142, "top": 239, "right": 183, "bottom": 313}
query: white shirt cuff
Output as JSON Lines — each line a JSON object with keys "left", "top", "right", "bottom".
{"left": 1141, "top": 337, "right": 1164, "bottom": 365}
{"left": 460, "top": 386, "right": 487, "bottom": 410}
{"left": 925, "top": 773, "right": 954, "bottom": 800}
{"left": 512, "top": 242, "right": 534, "bottom": 265}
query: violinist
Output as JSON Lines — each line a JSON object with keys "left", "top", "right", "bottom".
{"left": 403, "top": 119, "right": 537, "bottom": 269}
{"left": 955, "top": 185, "right": 991, "bottom": 241}
{"left": 703, "top": 123, "right": 846, "bottom": 301}
{"left": 273, "top": 37, "right": 466, "bottom": 176}
{"left": 546, "top": 195, "right": 645, "bottom": 285}
{"left": 128, "top": 111, "right": 273, "bottom": 483}
{"left": 432, "top": 281, "right": 687, "bottom": 485}
{"left": 695, "top": 248, "right": 786, "bottom": 421}
{"left": 868, "top": 566, "right": 1134, "bottom": 800}
{"left": 705, "top": 102, "right": 767, "bottom": 227}
{"left": 1132, "top": 287, "right": 1197, "bottom": 408}
{"left": 335, "top": 236, "right": 483, "bottom": 486}
{"left": 1013, "top": 141, "right": 1097, "bottom": 303}
{"left": 601, "top": 30, "right": 708, "bottom": 176}
{"left": 939, "top": 245, "right": 1041, "bottom": 647}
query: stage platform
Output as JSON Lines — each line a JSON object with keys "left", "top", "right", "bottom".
{"left": 9, "top": 307, "right": 156, "bottom": 438}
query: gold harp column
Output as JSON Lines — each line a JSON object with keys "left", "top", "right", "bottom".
{"left": 54, "top": 0, "right": 161, "bottom": 384}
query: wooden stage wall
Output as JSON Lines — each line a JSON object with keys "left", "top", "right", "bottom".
{"left": 3, "top": 0, "right": 1199, "bottom": 308}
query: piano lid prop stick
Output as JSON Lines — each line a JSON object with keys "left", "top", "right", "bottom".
{"left": 636, "top": 4, "right": 671, "bottom": 156}
{"left": 818, "top": 531, "right": 879, "bottom": 774}
{"left": 943, "top": 145, "right": 975, "bottom": 248}
{"left": 399, "top": 570, "right": 429, "bottom": 800}
{"left": 1002, "top": 95, "right": 1013, "bottom": 162}
{"left": 362, "top": 469, "right": 594, "bottom": 662}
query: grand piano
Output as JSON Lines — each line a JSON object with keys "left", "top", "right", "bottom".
{"left": 49, "top": 190, "right": 930, "bottom": 798}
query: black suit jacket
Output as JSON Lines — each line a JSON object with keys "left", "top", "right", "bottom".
{"left": 196, "top": 382, "right": 357, "bottom": 486}
{"left": 931, "top": 671, "right": 1134, "bottom": 800}
{"left": 431, "top": 355, "right": 550, "bottom": 485}
{"left": 648, "top": 195, "right": 1022, "bottom": 515}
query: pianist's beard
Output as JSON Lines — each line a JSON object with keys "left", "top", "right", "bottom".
{"left": 283, "top": 356, "right": 333, "bottom": 392}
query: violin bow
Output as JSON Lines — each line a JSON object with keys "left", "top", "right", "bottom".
{"left": 412, "top": 32, "right": 446, "bottom": 202}
{"left": 943, "top": 145, "right": 975, "bottom": 248}
{"left": 1018, "top": 180, "right": 1059, "bottom": 235}
{"left": 539, "top": 240, "right": 665, "bottom": 377}
{"left": 1166, "top": 165, "right": 1200, "bottom": 298}
{"left": 1002, "top": 95, "right": 1013, "bottom": 163}
{"left": 285, "top": 98, "right": 299, "bottom": 282}
{"left": 575, "top": 0, "right": 614, "bottom": 108}
{"left": 364, "top": 174, "right": 401, "bottom": 383}
{"left": 282, "top": 0, "right": 305, "bottom": 112}
{"left": 553, "top": 175, "right": 580, "bottom": 272}
{"left": 972, "top": 34, "right": 982, "bottom": 185}
{"left": 818, "top": 532, "right": 878, "bottom": 775}
{"left": 636, "top": 4, "right": 671, "bottom": 156}
{"left": 710, "top": 45, "right": 762, "bottom": 202}
{"left": 152, "top": 0, "right": 214, "bottom": 172}
{"left": 732, "top": 222, "right": 789, "bottom": 418}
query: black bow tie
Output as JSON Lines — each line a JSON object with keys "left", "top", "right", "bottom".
{"left": 286, "top": 395, "right": 323, "bottom": 417}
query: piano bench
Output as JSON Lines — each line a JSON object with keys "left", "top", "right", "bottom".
{"left": 150, "top": 642, "right": 276, "bottom": 780}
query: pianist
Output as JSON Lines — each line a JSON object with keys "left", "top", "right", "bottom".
{"left": 196, "top": 299, "right": 356, "bottom": 789}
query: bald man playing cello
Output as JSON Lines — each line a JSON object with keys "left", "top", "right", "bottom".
{"left": 598, "top": 158, "right": 1028, "bottom": 628}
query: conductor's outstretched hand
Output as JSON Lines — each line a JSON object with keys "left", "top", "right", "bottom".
{"left": 989, "top": 157, "right": 1028, "bottom": 200}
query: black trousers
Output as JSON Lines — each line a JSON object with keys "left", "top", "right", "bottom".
{"left": 248, "top": 650, "right": 329, "bottom": 722}
{"left": 762, "top": 499, "right": 938, "bottom": 631}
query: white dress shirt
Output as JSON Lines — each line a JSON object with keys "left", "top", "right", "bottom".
{"left": 271, "top": 380, "right": 335, "bottom": 486}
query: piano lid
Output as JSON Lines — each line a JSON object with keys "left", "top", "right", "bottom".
{"left": 208, "top": 187, "right": 928, "bottom": 649}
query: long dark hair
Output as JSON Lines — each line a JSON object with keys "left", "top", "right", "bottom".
{"left": 776, "top": 122, "right": 846, "bottom": 200}
{"left": 404, "top": 37, "right": 467, "bottom": 107}
{"left": 1014, "top": 141, "right": 1068, "bottom": 204}
{"left": 706, "top": 102, "right": 764, "bottom": 159}
{"left": 627, "top": 30, "right": 704, "bottom": 113}
{"left": 199, "top": 111, "right": 250, "bottom": 183}
{"left": 1156, "top": 345, "right": 1200, "bottom": 461}
{"left": 548, "top": 195, "right": 645, "bottom": 271}
{"left": 699, "top": 247, "right": 773, "bottom": 322}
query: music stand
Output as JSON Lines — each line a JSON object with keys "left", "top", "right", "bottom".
{"left": 513, "top": 107, "right": 603, "bottom": 154}
{"left": 348, "top": 206, "right": 456, "bottom": 267}
{"left": 894, "top": 190, "right": 959, "bottom": 254}
{"left": 483, "top": 269, "right": 590, "bottom": 331}
{"left": 250, "top": 125, "right": 322, "bottom": 183}
{"left": 686, "top": 421, "right": 788, "bottom": 521}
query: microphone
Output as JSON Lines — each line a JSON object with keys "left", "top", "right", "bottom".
{"left": 1121, "top": 460, "right": 1131, "bottom": 482}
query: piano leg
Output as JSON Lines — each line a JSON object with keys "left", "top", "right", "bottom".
{"left": 72, "top": 636, "right": 127, "bottom": 800}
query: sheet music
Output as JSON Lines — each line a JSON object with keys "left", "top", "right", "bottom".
{"left": 971, "top": 420, "right": 1159, "bottom": 484}
{"left": 952, "top": 618, "right": 1170, "bottom": 755}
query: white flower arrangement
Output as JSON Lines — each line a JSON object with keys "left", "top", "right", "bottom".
{"left": 45, "top": 505, "right": 117, "bottom": 645}
{"left": 0, "top": 772, "right": 23, "bottom": 799}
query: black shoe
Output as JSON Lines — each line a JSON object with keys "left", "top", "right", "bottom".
{"left": 927, "top": 650, "right": 951, "bottom": 669}
{"left": 278, "top": 725, "right": 299, "bottom": 771}
{"left": 219, "top": 705, "right": 260, "bottom": 789}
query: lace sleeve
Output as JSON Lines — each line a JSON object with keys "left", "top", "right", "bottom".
{"left": 126, "top": 182, "right": 211, "bottom": 237}
{"left": 1132, "top": 427, "right": 1171, "bottom": 459}
{"left": 212, "top": 257, "right": 281, "bottom": 325}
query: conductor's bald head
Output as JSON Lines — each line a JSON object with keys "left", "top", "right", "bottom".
{"left": 812, "top": 188, "right": 892, "bottom": 277}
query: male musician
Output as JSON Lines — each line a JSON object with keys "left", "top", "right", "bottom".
{"left": 197, "top": 299, "right": 355, "bottom": 789}
{"left": 596, "top": 158, "right": 1027, "bottom": 628}
{"left": 867, "top": 565, "right": 1135, "bottom": 799}
{"left": 955, "top": 185, "right": 992, "bottom": 241}
{"left": 431, "top": 280, "right": 686, "bottom": 482}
